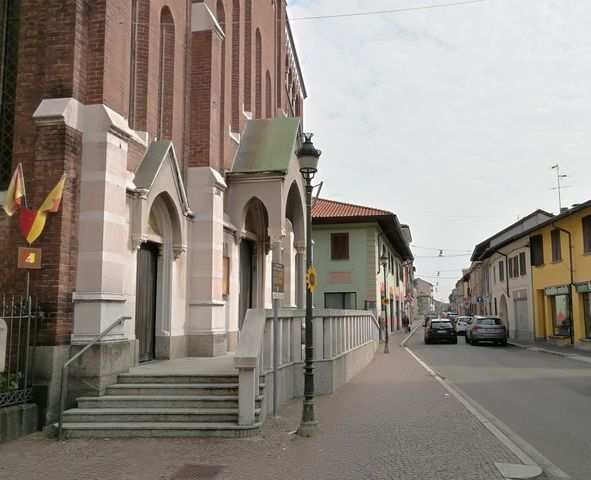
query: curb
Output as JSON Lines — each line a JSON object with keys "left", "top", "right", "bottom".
{"left": 399, "top": 323, "right": 420, "bottom": 348}
{"left": 509, "top": 341, "right": 591, "bottom": 365}
{"left": 404, "top": 347, "right": 548, "bottom": 479}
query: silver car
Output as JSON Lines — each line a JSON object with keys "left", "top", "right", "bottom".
{"left": 465, "top": 316, "right": 507, "bottom": 346}
{"left": 455, "top": 316, "right": 472, "bottom": 335}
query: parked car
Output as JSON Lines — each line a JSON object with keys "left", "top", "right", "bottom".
{"left": 465, "top": 316, "right": 507, "bottom": 346}
{"left": 424, "top": 319, "right": 457, "bottom": 344}
{"left": 455, "top": 316, "right": 472, "bottom": 335}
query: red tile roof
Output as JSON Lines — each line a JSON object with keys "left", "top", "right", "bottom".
{"left": 312, "top": 198, "right": 391, "bottom": 219}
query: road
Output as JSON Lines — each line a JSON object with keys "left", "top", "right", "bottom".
{"left": 407, "top": 328, "right": 591, "bottom": 480}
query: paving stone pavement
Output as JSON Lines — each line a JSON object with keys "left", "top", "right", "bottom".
{"left": 0, "top": 338, "right": 521, "bottom": 480}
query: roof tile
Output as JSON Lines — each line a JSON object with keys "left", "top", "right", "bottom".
{"left": 312, "top": 198, "right": 390, "bottom": 219}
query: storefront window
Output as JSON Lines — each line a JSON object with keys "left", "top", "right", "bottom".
{"left": 552, "top": 294, "right": 571, "bottom": 337}
{"left": 583, "top": 293, "right": 591, "bottom": 339}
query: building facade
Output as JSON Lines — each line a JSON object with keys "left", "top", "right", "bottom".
{"left": 415, "top": 278, "right": 434, "bottom": 316}
{"left": 529, "top": 201, "right": 591, "bottom": 349}
{"left": 311, "top": 198, "right": 413, "bottom": 332}
{"left": 0, "top": 0, "right": 309, "bottom": 425}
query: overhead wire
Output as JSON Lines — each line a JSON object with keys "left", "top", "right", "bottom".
{"left": 290, "top": 0, "right": 488, "bottom": 21}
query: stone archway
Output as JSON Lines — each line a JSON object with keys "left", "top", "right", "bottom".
{"left": 284, "top": 181, "right": 306, "bottom": 308}
{"left": 239, "top": 197, "right": 270, "bottom": 327}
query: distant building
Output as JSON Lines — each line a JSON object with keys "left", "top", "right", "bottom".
{"left": 415, "top": 278, "right": 434, "bottom": 316}
{"left": 312, "top": 198, "right": 414, "bottom": 332}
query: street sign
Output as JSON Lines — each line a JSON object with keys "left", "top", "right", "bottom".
{"left": 17, "top": 247, "right": 42, "bottom": 269}
{"left": 272, "top": 262, "right": 285, "bottom": 295}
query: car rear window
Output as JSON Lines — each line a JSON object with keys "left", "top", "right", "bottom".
{"left": 431, "top": 321, "right": 452, "bottom": 328}
{"left": 477, "top": 318, "right": 503, "bottom": 326}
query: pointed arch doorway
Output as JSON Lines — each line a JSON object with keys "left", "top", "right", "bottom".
{"left": 136, "top": 241, "right": 159, "bottom": 362}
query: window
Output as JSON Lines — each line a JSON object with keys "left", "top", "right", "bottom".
{"left": 255, "top": 29, "right": 262, "bottom": 118}
{"left": 325, "top": 292, "right": 357, "bottom": 310}
{"left": 498, "top": 261, "right": 505, "bottom": 282}
{"left": 158, "top": 7, "right": 175, "bottom": 141}
{"left": 519, "top": 252, "right": 526, "bottom": 276}
{"left": 513, "top": 257, "right": 519, "bottom": 277}
{"left": 0, "top": 0, "right": 20, "bottom": 188}
{"left": 583, "top": 215, "right": 591, "bottom": 254}
{"left": 493, "top": 266, "right": 497, "bottom": 283}
{"left": 244, "top": 0, "right": 252, "bottom": 112}
{"left": 530, "top": 235, "right": 544, "bottom": 266}
{"left": 508, "top": 257, "right": 513, "bottom": 278}
{"left": 231, "top": 0, "right": 240, "bottom": 132}
{"left": 551, "top": 294, "right": 571, "bottom": 336}
{"left": 331, "top": 233, "right": 349, "bottom": 260}
{"left": 583, "top": 293, "right": 591, "bottom": 339}
{"left": 551, "top": 229, "right": 562, "bottom": 262}
{"left": 477, "top": 317, "right": 503, "bottom": 326}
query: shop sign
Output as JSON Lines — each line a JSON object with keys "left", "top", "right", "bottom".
{"left": 575, "top": 282, "right": 591, "bottom": 294}
{"left": 544, "top": 285, "right": 569, "bottom": 296}
{"left": 17, "top": 247, "right": 42, "bottom": 269}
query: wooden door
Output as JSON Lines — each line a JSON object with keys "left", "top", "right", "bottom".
{"left": 135, "top": 243, "right": 158, "bottom": 362}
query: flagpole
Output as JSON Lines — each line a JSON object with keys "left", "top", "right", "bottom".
{"left": 20, "top": 164, "right": 31, "bottom": 309}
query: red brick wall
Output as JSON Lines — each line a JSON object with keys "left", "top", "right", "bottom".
{"left": 192, "top": 0, "right": 304, "bottom": 171}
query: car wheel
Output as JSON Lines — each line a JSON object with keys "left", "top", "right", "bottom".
{"left": 471, "top": 339, "right": 479, "bottom": 346}
{"left": 451, "top": 338, "right": 458, "bottom": 344}
{"left": 500, "top": 339, "right": 507, "bottom": 346}
{"left": 465, "top": 335, "right": 470, "bottom": 344}
{"left": 424, "top": 338, "right": 430, "bottom": 345}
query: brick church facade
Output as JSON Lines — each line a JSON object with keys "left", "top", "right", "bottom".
{"left": 0, "top": 0, "right": 308, "bottom": 426}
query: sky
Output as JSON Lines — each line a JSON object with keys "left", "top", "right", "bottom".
{"left": 287, "top": 0, "right": 591, "bottom": 301}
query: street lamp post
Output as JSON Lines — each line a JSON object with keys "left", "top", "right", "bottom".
{"left": 381, "top": 253, "right": 389, "bottom": 354}
{"left": 297, "top": 132, "right": 321, "bottom": 437}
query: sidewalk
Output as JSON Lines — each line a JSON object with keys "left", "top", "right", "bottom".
{"left": 509, "top": 338, "right": 591, "bottom": 365}
{"left": 0, "top": 341, "right": 520, "bottom": 480}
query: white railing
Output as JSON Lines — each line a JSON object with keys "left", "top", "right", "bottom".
{"left": 234, "top": 308, "right": 379, "bottom": 426}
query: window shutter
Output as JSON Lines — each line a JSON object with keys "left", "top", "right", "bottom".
{"left": 531, "top": 235, "right": 544, "bottom": 266}
{"left": 583, "top": 216, "right": 591, "bottom": 253}
{"left": 551, "top": 229, "right": 562, "bottom": 262}
{"left": 519, "top": 252, "right": 526, "bottom": 276}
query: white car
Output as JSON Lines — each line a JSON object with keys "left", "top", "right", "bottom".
{"left": 455, "top": 316, "right": 472, "bottom": 335}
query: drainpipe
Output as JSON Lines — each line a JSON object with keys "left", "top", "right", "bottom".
{"left": 552, "top": 224, "right": 575, "bottom": 345}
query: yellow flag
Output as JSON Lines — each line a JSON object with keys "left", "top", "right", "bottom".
{"left": 2, "top": 164, "right": 25, "bottom": 216}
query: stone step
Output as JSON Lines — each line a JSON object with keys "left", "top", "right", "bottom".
{"left": 117, "top": 374, "right": 239, "bottom": 384}
{"left": 57, "top": 422, "right": 262, "bottom": 439}
{"left": 77, "top": 395, "right": 263, "bottom": 409}
{"left": 105, "top": 383, "right": 239, "bottom": 397}
{"left": 63, "top": 407, "right": 261, "bottom": 424}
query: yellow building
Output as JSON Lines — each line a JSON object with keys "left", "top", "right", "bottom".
{"left": 529, "top": 200, "right": 591, "bottom": 349}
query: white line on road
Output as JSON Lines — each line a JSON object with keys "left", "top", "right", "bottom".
{"left": 404, "top": 345, "right": 570, "bottom": 480}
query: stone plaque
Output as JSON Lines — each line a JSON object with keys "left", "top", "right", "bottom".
{"left": 272, "top": 262, "right": 284, "bottom": 294}
{"left": 328, "top": 271, "right": 352, "bottom": 284}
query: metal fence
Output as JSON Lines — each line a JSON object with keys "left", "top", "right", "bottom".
{"left": 0, "top": 295, "right": 38, "bottom": 408}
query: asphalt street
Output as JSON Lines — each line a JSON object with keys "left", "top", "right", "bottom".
{"left": 407, "top": 328, "right": 591, "bottom": 480}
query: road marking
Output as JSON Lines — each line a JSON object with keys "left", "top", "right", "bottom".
{"left": 405, "top": 346, "right": 570, "bottom": 480}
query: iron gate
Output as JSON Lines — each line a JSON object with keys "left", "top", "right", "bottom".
{"left": 0, "top": 295, "right": 39, "bottom": 408}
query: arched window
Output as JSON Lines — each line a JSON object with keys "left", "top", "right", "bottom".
{"left": 255, "top": 29, "right": 262, "bottom": 119}
{"left": 244, "top": 0, "right": 252, "bottom": 113}
{"left": 158, "top": 7, "right": 175, "bottom": 140}
{"left": 231, "top": 0, "right": 240, "bottom": 132}
{"left": 217, "top": 0, "right": 226, "bottom": 168}
{"left": 129, "top": 0, "right": 149, "bottom": 131}
{"left": 265, "top": 70, "right": 272, "bottom": 118}
{"left": 0, "top": 0, "right": 20, "bottom": 188}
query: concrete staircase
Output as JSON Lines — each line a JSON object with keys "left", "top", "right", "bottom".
{"left": 59, "top": 372, "right": 264, "bottom": 438}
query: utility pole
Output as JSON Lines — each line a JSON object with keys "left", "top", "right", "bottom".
{"left": 551, "top": 164, "right": 568, "bottom": 213}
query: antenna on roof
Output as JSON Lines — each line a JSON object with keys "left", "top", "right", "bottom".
{"left": 312, "top": 181, "right": 323, "bottom": 208}
{"left": 551, "top": 164, "right": 568, "bottom": 214}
